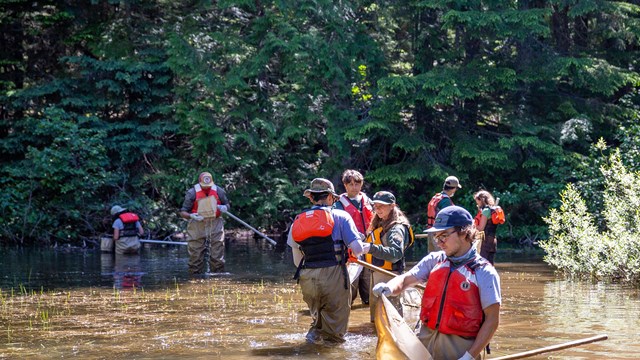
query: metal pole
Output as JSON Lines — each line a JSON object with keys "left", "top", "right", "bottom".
{"left": 140, "top": 239, "right": 188, "bottom": 246}
{"left": 223, "top": 211, "right": 277, "bottom": 246}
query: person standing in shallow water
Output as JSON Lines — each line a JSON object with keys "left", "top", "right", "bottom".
{"left": 372, "top": 206, "right": 501, "bottom": 360}
{"left": 179, "top": 171, "right": 230, "bottom": 274}
{"left": 288, "top": 178, "right": 370, "bottom": 344}
{"left": 473, "top": 190, "right": 500, "bottom": 265}
{"left": 365, "top": 191, "right": 413, "bottom": 322}
{"left": 110, "top": 205, "right": 144, "bottom": 255}
{"left": 333, "top": 169, "right": 374, "bottom": 306}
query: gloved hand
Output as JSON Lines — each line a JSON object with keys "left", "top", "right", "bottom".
{"left": 190, "top": 213, "right": 204, "bottom": 222}
{"left": 347, "top": 249, "right": 358, "bottom": 263}
{"left": 458, "top": 351, "right": 475, "bottom": 360}
{"left": 361, "top": 242, "right": 371, "bottom": 254}
{"left": 372, "top": 282, "right": 391, "bottom": 297}
{"left": 217, "top": 205, "right": 228, "bottom": 213}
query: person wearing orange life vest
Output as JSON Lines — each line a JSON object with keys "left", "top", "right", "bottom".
{"left": 287, "top": 178, "right": 370, "bottom": 344}
{"left": 111, "top": 205, "right": 144, "bottom": 255}
{"left": 373, "top": 206, "right": 501, "bottom": 360}
{"left": 179, "top": 172, "right": 230, "bottom": 274}
{"left": 365, "top": 191, "right": 413, "bottom": 322}
{"left": 333, "top": 169, "right": 374, "bottom": 306}
{"left": 425, "top": 176, "right": 462, "bottom": 253}
{"left": 473, "top": 190, "right": 501, "bottom": 265}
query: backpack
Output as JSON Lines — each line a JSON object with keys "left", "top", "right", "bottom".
{"left": 490, "top": 206, "right": 505, "bottom": 225}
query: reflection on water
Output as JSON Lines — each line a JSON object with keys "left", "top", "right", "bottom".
{"left": 0, "top": 240, "right": 639, "bottom": 359}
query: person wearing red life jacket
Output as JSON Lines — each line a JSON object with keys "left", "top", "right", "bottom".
{"left": 287, "top": 178, "right": 370, "bottom": 344}
{"left": 110, "top": 205, "right": 144, "bottom": 255}
{"left": 473, "top": 190, "right": 501, "bottom": 265}
{"left": 179, "top": 171, "right": 231, "bottom": 274}
{"left": 373, "top": 206, "right": 501, "bottom": 360}
{"left": 425, "top": 176, "right": 462, "bottom": 253}
{"left": 333, "top": 169, "right": 374, "bottom": 306}
{"left": 365, "top": 191, "right": 414, "bottom": 322}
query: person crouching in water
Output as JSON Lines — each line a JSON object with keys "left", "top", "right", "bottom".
{"left": 372, "top": 206, "right": 501, "bottom": 360}
{"left": 365, "top": 191, "right": 413, "bottom": 322}
{"left": 288, "top": 178, "right": 371, "bottom": 344}
{"left": 110, "top": 205, "right": 144, "bottom": 255}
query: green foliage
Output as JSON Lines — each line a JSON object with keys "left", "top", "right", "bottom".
{"left": 542, "top": 150, "right": 640, "bottom": 284}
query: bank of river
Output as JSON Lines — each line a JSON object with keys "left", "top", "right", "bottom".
{"left": 0, "top": 237, "right": 638, "bottom": 359}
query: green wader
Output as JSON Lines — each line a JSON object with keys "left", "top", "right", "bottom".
{"left": 299, "top": 265, "right": 351, "bottom": 343}
{"left": 187, "top": 217, "right": 225, "bottom": 274}
{"left": 115, "top": 236, "right": 141, "bottom": 255}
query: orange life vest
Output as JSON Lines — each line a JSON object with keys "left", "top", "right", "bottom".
{"left": 191, "top": 184, "right": 222, "bottom": 218}
{"left": 119, "top": 212, "right": 140, "bottom": 237}
{"left": 291, "top": 208, "right": 342, "bottom": 268}
{"left": 364, "top": 225, "right": 414, "bottom": 272}
{"left": 427, "top": 193, "right": 453, "bottom": 228}
{"left": 420, "top": 256, "right": 486, "bottom": 337}
{"left": 338, "top": 193, "right": 373, "bottom": 234}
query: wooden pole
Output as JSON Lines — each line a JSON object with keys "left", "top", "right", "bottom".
{"left": 224, "top": 211, "right": 278, "bottom": 246}
{"left": 355, "top": 259, "right": 425, "bottom": 290}
{"left": 490, "top": 334, "right": 608, "bottom": 360}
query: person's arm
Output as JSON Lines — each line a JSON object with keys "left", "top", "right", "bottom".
{"left": 386, "top": 273, "right": 421, "bottom": 296}
{"left": 137, "top": 221, "right": 144, "bottom": 237}
{"left": 286, "top": 228, "right": 304, "bottom": 267}
{"left": 465, "top": 303, "right": 500, "bottom": 358}
{"left": 476, "top": 213, "right": 488, "bottom": 231}
{"left": 113, "top": 227, "right": 120, "bottom": 241}
{"left": 179, "top": 189, "right": 196, "bottom": 220}
{"left": 216, "top": 187, "right": 231, "bottom": 212}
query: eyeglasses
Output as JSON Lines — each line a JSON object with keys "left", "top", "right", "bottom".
{"left": 433, "top": 230, "right": 456, "bottom": 245}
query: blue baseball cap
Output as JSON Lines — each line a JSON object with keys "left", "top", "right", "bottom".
{"left": 424, "top": 206, "right": 473, "bottom": 233}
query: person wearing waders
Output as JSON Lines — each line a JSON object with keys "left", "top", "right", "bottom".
{"left": 333, "top": 169, "right": 374, "bottom": 306}
{"left": 288, "top": 178, "right": 370, "bottom": 344}
{"left": 110, "top": 205, "right": 144, "bottom": 255}
{"left": 179, "top": 172, "right": 230, "bottom": 274}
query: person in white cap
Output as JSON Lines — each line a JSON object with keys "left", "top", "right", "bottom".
{"left": 110, "top": 205, "right": 144, "bottom": 255}
{"left": 179, "top": 171, "right": 230, "bottom": 274}
{"left": 288, "top": 177, "right": 371, "bottom": 344}
{"left": 373, "top": 206, "right": 501, "bottom": 360}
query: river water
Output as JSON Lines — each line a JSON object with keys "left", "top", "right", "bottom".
{"left": 0, "top": 235, "right": 638, "bottom": 359}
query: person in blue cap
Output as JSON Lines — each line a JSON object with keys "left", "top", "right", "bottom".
{"left": 372, "top": 206, "right": 501, "bottom": 360}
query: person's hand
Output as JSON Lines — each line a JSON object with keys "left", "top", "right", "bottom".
{"left": 458, "top": 351, "right": 474, "bottom": 360}
{"left": 347, "top": 249, "right": 358, "bottom": 263}
{"left": 372, "top": 282, "right": 391, "bottom": 297}
{"left": 361, "top": 242, "right": 371, "bottom": 254}
{"left": 190, "top": 213, "right": 204, "bottom": 221}
{"left": 217, "top": 205, "right": 228, "bottom": 213}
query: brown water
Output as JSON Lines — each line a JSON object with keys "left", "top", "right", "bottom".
{"left": 0, "top": 239, "right": 638, "bottom": 359}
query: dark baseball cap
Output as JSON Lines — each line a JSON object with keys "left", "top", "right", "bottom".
{"left": 372, "top": 191, "right": 396, "bottom": 205}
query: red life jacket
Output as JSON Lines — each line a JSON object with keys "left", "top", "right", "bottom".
{"left": 427, "top": 193, "right": 453, "bottom": 228}
{"left": 119, "top": 212, "right": 140, "bottom": 237}
{"left": 191, "top": 184, "right": 222, "bottom": 218}
{"left": 338, "top": 193, "right": 373, "bottom": 233}
{"left": 420, "top": 256, "right": 486, "bottom": 337}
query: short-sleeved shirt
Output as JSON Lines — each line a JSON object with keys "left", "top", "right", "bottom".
{"left": 180, "top": 184, "right": 229, "bottom": 213}
{"left": 408, "top": 250, "right": 501, "bottom": 310}
{"left": 437, "top": 192, "right": 453, "bottom": 212}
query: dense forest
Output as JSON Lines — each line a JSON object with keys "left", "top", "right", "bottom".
{"left": 1, "top": 0, "right": 639, "bottom": 247}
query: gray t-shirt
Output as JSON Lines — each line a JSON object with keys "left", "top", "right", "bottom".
{"left": 407, "top": 249, "right": 501, "bottom": 309}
